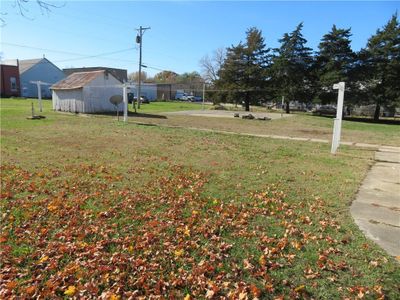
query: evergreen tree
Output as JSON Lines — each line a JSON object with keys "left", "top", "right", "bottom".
{"left": 315, "top": 25, "right": 356, "bottom": 104}
{"left": 216, "top": 27, "right": 271, "bottom": 111}
{"left": 271, "top": 23, "right": 313, "bottom": 113}
{"left": 358, "top": 14, "right": 400, "bottom": 120}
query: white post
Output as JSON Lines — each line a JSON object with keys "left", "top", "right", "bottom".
{"left": 123, "top": 85, "right": 128, "bottom": 123}
{"left": 202, "top": 83, "right": 205, "bottom": 110}
{"left": 331, "top": 82, "right": 345, "bottom": 154}
{"left": 37, "top": 81, "right": 42, "bottom": 112}
{"left": 281, "top": 96, "right": 284, "bottom": 118}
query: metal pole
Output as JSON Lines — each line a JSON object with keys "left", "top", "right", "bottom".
{"left": 281, "top": 96, "right": 284, "bottom": 118}
{"left": 123, "top": 85, "right": 128, "bottom": 122}
{"left": 37, "top": 82, "right": 42, "bottom": 112}
{"left": 202, "top": 83, "right": 205, "bottom": 110}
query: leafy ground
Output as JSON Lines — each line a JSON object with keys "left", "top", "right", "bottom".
{"left": 1, "top": 99, "right": 399, "bottom": 299}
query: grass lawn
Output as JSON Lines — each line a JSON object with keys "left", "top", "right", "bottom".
{"left": 130, "top": 106, "right": 400, "bottom": 147}
{"left": 1, "top": 98, "right": 399, "bottom": 298}
{"left": 135, "top": 100, "right": 207, "bottom": 113}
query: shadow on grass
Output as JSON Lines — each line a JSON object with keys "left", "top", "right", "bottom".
{"left": 344, "top": 116, "right": 400, "bottom": 125}
{"left": 90, "top": 111, "right": 168, "bottom": 119}
{"left": 312, "top": 114, "right": 400, "bottom": 125}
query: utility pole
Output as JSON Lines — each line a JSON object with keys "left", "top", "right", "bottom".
{"left": 136, "top": 26, "right": 150, "bottom": 109}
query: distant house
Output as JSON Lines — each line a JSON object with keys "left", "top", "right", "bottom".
{"left": 63, "top": 67, "right": 128, "bottom": 83}
{"left": 0, "top": 62, "right": 20, "bottom": 97}
{"left": 51, "top": 70, "right": 122, "bottom": 113}
{"left": 19, "top": 58, "right": 65, "bottom": 98}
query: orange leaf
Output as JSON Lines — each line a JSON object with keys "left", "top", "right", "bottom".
{"left": 26, "top": 286, "right": 36, "bottom": 295}
{"left": 250, "top": 284, "right": 261, "bottom": 297}
{"left": 6, "top": 281, "right": 17, "bottom": 289}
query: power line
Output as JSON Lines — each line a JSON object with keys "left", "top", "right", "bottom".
{"left": 1, "top": 42, "right": 186, "bottom": 75}
{"left": 56, "top": 48, "right": 137, "bottom": 63}
{"left": 1, "top": 42, "right": 92, "bottom": 57}
{"left": 1, "top": 42, "right": 137, "bottom": 63}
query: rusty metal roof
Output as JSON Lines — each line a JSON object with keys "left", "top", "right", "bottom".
{"left": 51, "top": 70, "right": 105, "bottom": 90}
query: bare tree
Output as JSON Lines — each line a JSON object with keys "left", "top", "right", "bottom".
{"left": 129, "top": 71, "right": 148, "bottom": 83}
{"left": 1, "top": 0, "right": 64, "bottom": 25}
{"left": 199, "top": 47, "right": 226, "bottom": 83}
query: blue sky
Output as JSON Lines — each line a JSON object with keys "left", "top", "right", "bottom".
{"left": 1, "top": 1, "right": 399, "bottom": 76}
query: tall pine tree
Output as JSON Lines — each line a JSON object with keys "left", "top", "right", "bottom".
{"left": 271, "top": 23, "right": 313, "bottom": 113}
{"left": 358, "top": 14, "right": 400, "bottom": 120}
{"left": 216, "top": 27, "right": 270, "bottom": 111}
{"left": 315, "top": 25, "right": 356, "bottom": 104}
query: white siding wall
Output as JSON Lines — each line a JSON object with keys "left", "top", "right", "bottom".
{"left": 52, "top": 89, "right": 83, "bottom": 112}
{"left": 82, "top": 73, "right": 122, "bottom": 113}
{"left": 82, "top": 86, "right": 123, "bottom": 113}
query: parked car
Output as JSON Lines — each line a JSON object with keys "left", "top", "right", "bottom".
{"left": 312, "top": 105, "right": 337, "bottom": 116}
{"left": 181, "top": 95, "right": 195, "bottom": 101}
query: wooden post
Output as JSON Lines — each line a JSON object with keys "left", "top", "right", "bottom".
{"left": 123, "top": 85, "right": 128, "bottom": 123}
{"left": 331, "top": 82, "right": 345, "bottom": 154}
{"left": 37, "top": 82, "right": 42, "bottom": 112}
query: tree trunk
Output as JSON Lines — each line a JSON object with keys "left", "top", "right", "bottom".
{"left": 374, "top": 103, "right": 380, "bottom": 121}
{"left": 245, "top": 100, "right": 250, "bottom": 111}
{"left": 285, "top": 101, "right": 290, "bottom": 114}
{"left": 245, "top": 93, "right": 250, "bottom": 111}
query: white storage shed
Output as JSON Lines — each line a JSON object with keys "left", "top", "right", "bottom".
{"left": 51, "top": 70, "right": 123, "bottom": 113}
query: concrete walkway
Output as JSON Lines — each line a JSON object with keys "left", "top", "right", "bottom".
{"left": 350, "top": 146, "right": 400, "bottom": 257}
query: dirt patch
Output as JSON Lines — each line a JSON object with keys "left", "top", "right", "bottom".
{"left": 298, "top": 129, "right": 331, "bottom": 135}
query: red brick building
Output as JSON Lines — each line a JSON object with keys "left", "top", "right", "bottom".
{"left": 1, "top": 64, "right": 20, "bottom": 97}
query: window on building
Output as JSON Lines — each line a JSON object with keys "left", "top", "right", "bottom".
{"left": 10, "top": 77, "right": 17, "bottom": 91}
